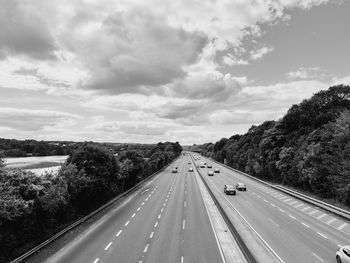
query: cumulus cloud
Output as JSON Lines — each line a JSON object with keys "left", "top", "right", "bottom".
{"left": 250, "top": 46, "right": 274, "bottom": 60}
{"left": 0, "top": 0, "right": 57, "bottom": 60}
{"left": 0, "top": 108, "right": 80, "bottom": 131}
{"left": 286, "top": 67, "right": 330, "bottom": 81}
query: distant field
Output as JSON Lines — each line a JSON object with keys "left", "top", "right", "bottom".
{"left": 4, "top": 155, "right": 68, "bottom": 175}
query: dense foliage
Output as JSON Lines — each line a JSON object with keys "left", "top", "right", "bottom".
{"left": 198, "top": 85, "right": 350, "bottom": 205}
{"left": 0, "top": 142, "right": 181, "bottom": 262}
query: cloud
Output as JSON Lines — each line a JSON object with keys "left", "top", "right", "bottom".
{"left": 286, "top": 67, "right": 330, "bottom": 81}
{"left": 0, "top": 108, "right": 79, "bottom": 131}
{"left": 250, "top": 46, "right": 274, "bottom": 60}
{"left": 0, "top": 0, "right": 57, "bottom": 60}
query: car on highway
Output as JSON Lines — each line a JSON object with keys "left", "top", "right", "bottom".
{"left": 236, "top": 182, "right": 247, "bottom": 191}
{"left": 336, "top": 245, "right": 350, "bottom": 263}
{"left": 207, "top": 164, "right": 212, "bottom": 168}
{"left": 172, "top": 168, "right": 177, "bottom": 173}
{"left": 189, "top": 167, "right": 194, "bottom": 172}
{"left": 214, "top": 168, "right": 220, "bottom": 173}
{"left": 188, "top": 162, "right": 191, "bottom": 164}
{"left": 200, "top": 162, "right": 205, "bottom": 168}
{"left": 224, "top": 185, "right": 236, "bottom": 195}
{"left": 207, "top": 170, "right": 214, "bottom": 176}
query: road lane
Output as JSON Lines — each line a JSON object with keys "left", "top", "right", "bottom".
{"left": 45, "top": 156, "right": 223, "bottom": 263}
{"left": 193, "top": 154, "right": 350, "bottom": 263}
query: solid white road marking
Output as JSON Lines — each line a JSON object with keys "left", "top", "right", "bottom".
{"left": 116, "top": 230, "right": 122, "bottom": 237}
{"left": 150, "top": 231, "right": 154, "bottom": 238}
{"left": 312, "top": 252, "right": 325, "bottom": 262}
{"left": 317, "top": 232, "right": 328, "bottom": 239}
{"left": 317, "top": 214, "right": 326, "bottom": 220}
{"left": 104, "top": 242, "right": 113, "bottom": 250}
{"left": 93, "top": 258, "right": 100, "bottom": 263}
{"left": 338, "top": 222, "right": 348, "bottom": 230}
{"left": 154, "top": 222, "right": 158, "bottom": 227}
{"left": 301, "top": 222, "right": 310, "bottom": 228}
{"left": 132, "top": 213, "right": 136, "bottom": 218}
{"left": 143, "top": 244, "right": 149, "bottom": 253}
{"left": 327, "top": 218, "right": 336, "bottom": 225}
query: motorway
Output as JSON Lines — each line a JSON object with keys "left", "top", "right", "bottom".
{"left": 45, "top": 156, "right": 224, "bottom": 263}
{"left": 193, "top": 154, "right": 350, "bottom": 263}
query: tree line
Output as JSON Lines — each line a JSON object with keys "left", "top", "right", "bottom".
{"left": 0, "top": 141, "right": 182, "bottom": 262}
{"left": 198, "top": 85, "right": 350, "bottom": 207}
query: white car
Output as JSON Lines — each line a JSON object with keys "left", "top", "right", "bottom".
{"left": 336, "top": 245, "right": 350, "bottom": 263}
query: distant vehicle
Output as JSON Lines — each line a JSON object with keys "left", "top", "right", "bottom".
{"left": 207, "top": 170, "right": 214, "bottom": 176}
{"left": 236, "top": 183, "right": 247, "bottom": 191}
{"left": 214, "top": 168, "right": 220, "bottom": 173}
{"left": 207, "top": 164, "right": 212, "bottom": 168}
{"left": 173, "top": 166, "right": 178, "bottom": 170}
{"left": 203, "top": 162, "right": 207, "bottom": 165}
{"left": 188, "top": 162, "right": 191, "bottom": 164}
{"left": 336, "top": 245, "right": 350, "bottom": 263}
{"left": 189, "top": 167, "right": 194, "bottom": 172}
{"left": 200, "top": 162, "right": 205, "bottom": 168}
{"left": 224, "top": 185, "right": 236, "bottom": 195}
{"left": 172, "top": 168, "right": 177, "bottom": 173}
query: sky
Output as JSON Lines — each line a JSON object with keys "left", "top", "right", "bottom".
{"left": 0, "top": 0, "right": 349, "bottom": 145}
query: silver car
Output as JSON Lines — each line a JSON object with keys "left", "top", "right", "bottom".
{"left": 336, "top": 245, "right": 350, "bottom": 263}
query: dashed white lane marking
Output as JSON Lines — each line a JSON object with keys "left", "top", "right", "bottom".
{"left": 301, "top": 222, "right": 310, "bottom": 228}
{"left": 274, "top": 194, "right": 282, "bottom": 198}
{"left": 289, "top": 201, "right": 297, "bottom": 205}
{"left": 116, "top": 230, "right": 122, "bottom": 237}
{"left": 154, "top": 222, "right": 158, "bottom": 228}
{"left": 284, "top": 198, "right": 292, "bottom": 202}
{"left": 145, "top": 198, "right": 149, "bottom": 201}
{"left": 163, "top": 203, "right": 166, "bottom": 206}
{"left": 294, "top": 204, "right": 303, "bottom": 208}
{"left": 184, "top": 201, "right": 187, "bottom": 207}
{"left": 327, "top": 218, "right": 336, "bottom": 225}
{"left": 309, "top": 210, "right": 318, "bottom": 215}
{"left": 338, "top": 222, "right": 348, "bottom": 230}
{"left": 317, "top": 214, "right": 326, "bottom": 220}
{"left": 269, "top": 218, "right": 279, "bottom": 228}
{"left": 317, "top": 232, "right": 328, "bottom": 239}
{"left": 125, "top": 221, "right": 130, "bottom": 226}
{"left": 183, "top": 219, "right": 186, "bottom": 230}
{"left": 279, "top": 208, "right": 285, "bottom": 213}
{"left": 132, "top": 213, "right": 136, "bottom": 218}
{"left": 264, "top": 199, "right": 268, "bottom": 203}
{"left": 104, "top": 242, "right": 113, "bottom": 250}
{"left": 150, "top": 231, "right": 154, "bottom": 238}
{"left": 181, "top": 256, "right": 184, "bottom": 263}
{"left": 270, "top": 203, "right": 276, "bottom": 207}
{"left": 289, "top": 215, "right": 296, "bottom": 220}
{"left": 143, "top": 243, "right": 149, "bottom": 253}
{"left": 93, "top": 258, "right": 100, "bottom": 263}
{"left": 312, "top": 252, "right": 325, "bottom": 262}
{"left": 161, "top": 208, "right": 164, "bottom": 213}
{"left": 278, "top": 196, "right": 287, "bottom": 200}
{"left": 158, "top": 214, "right": 161, "bottom": 219}
{"left": 141, "top": 202, "right": 145, "bottom": 206}
{"left": 301, "top": 206, "right": 310, "bottom": 212}
{"left": 137, "top": 207, "right": 141, "bottom": 211}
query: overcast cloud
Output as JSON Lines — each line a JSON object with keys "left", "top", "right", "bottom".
{"left": 0, "top": 0, "right": 349, "bottom": 144}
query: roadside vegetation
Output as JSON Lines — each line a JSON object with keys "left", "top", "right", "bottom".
{"left": 198, "top": 85, "right": 350, "bottom": 207}
{"left": 0, "top": 142, "right": 181, "bottom": 262}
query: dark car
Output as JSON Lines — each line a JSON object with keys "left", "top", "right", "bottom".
{"left": 236, "top": 183, "right": 247, "bottom": 191}
{"left": 224, "top": 185, "right": 236, "bottom": 195}
{"left": 207, "top": 170, "right": 214, "bottom": 176}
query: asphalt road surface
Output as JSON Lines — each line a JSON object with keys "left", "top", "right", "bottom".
{"left": 45, "top": 156, "right": 224, "bottom": 263}
{"left": 194, "top": 154, "right": 350, "bottom": 263}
